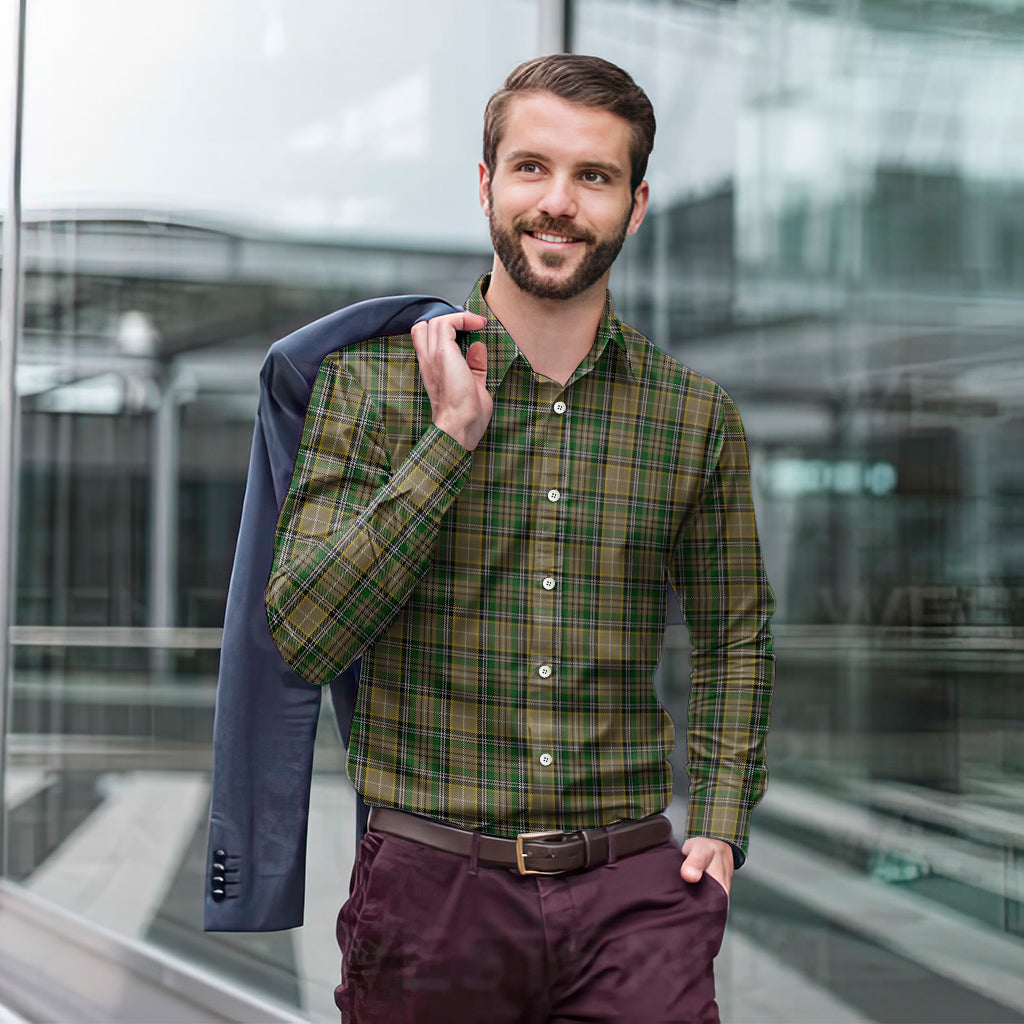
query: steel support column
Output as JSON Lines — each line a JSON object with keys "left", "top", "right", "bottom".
{"left": 0, "top": 0, "right": 28, "bottom": 878}
{"left": 538, "top": 0, "right": 572, "bottom": 53}
{"left": 149, "top": 366, "right": 179, "bottom": 652}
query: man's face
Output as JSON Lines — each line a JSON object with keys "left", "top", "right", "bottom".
{"left": 480, "top": 92, "right": 649, "bottom": 302}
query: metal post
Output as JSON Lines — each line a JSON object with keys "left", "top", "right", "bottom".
{"left": 0, "top": 0, "right": 28, "bottom": 878}
{"left": 537, "top": 0, "right": 571, "bottom": 53}
{"left": 149, "top": 364, "right": 179, "bottom": 676}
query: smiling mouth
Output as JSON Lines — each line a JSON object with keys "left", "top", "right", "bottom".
{"left": 529, "top": 231, "right": 580, "bottom": 244}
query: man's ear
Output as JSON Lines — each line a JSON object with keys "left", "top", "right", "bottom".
{"left": 479, "top": 162, "right": 492, "bottom": 216}
{"left": 626, "top": 180, "right": 650, "bottom": 237}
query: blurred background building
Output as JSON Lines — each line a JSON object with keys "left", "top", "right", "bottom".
{"left": 1, "top": 0, "right": 1023, "bottom": 1021}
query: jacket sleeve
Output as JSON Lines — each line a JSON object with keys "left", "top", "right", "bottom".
{"left": 265, "top": 354, "right": 472, "bottom": 685}
{"left": 205, "top": 296, "right": 460, "bottom": 933}
{"left": 669, "top": 389, "right": 775, "bottom": 864}
{"left": 204, "top": 389, "right": 328, "bottom": 932}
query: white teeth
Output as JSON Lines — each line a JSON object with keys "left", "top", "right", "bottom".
{"left": 533, "top": 232, "right": 574, "bottom": 244}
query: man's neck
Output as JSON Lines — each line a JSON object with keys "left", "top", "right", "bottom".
{"left": 483, "top": 260, "right": 609, "bottom": 387}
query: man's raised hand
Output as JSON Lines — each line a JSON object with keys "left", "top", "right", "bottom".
{"left": 412, "top": 311, "right": 491, "bottom": 451}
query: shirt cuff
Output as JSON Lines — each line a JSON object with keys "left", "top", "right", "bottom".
{"left": 388, "top": 423, "right": 474, "bottom": 517}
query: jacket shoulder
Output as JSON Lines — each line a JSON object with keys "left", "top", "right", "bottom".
{"left": 269, "top": 295, "right": 459, "bottom": 363}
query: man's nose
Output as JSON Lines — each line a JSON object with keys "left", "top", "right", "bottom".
{"left": 536, "top": 176, "right": 578, "bottom": 220}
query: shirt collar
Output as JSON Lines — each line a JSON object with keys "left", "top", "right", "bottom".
{"left": 462, "top": 274, "right": 640, "bottom": 387}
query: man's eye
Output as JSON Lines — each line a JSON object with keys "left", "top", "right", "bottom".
{"left": 582, "top": 171, "right": 607, "bottom": 184}
{"left": 518, "top": 163, "right": 541, "bottom": 174}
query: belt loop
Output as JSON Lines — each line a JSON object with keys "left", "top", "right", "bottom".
{"left": 581, "top": 828, "right": 594, "bottom": 869}
{"left": 607, "top": 829, "right": 618, "bottom": 869}
{"left": 468, "top": 831, "right": 480, "bottom": 877}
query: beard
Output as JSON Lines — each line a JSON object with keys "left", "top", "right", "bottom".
{"left": 488, "top": 190, "right": 631, "bottom": 301}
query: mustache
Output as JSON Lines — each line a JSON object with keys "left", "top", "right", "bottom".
{"left": 513, "top": 216, "right": 595, "bottom": 245}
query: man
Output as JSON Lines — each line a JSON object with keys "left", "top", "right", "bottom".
{"left": 266, "top": 54, "right": 774, "bottom": 1023}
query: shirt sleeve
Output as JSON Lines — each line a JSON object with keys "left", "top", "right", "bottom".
{"left": 669, "top": 387, "right": 775, "bottom": 864}
{"left": 265, "top": 354, "right": 472, "bottom": 685}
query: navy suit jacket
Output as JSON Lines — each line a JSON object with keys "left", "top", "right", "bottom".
{"left": 204, "top": 294, "right": 460, "bottom": 932}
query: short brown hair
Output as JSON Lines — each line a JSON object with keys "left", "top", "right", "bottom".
{"left": 483, "top": 54, "right": 656, "bottom": 193}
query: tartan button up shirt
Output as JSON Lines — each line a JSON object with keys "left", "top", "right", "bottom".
{"left": 266, "top": 275, "right": 774, "bottom": 856}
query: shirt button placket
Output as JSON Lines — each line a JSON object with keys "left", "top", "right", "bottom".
{"left": 528, "top": 381, "right": 565, "bottom": 815}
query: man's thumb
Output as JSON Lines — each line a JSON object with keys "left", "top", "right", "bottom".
{"left": 466, "top": 340, "right": 488, "bottom": 375}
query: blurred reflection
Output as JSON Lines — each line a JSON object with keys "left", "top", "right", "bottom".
{"left": 6, "top": 1, "right": 530, "bottom": 1018}
{"left": 581, "top": 1, "right": 1024, "bottom": 1020}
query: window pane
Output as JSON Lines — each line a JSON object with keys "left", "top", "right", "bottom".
{"left": 10, "top": 2, "right": 539, "bottom": 1019}
{"left": 576, "top": 1, "right": 1024, "bottom": 1020}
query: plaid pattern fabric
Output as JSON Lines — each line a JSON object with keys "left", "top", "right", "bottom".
{"left": 267, "top": 276, "right": 774, "bottom": 854}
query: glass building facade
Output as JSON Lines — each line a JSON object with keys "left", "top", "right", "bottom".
{"left": 1, "top": 1, "right": 1023, "bottom": 1020}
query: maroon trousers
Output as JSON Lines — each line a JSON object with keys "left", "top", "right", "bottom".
{"left": 335, "top": 828, "right": 728, "bottom": 1023}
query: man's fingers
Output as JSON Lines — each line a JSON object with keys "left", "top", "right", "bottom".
{"left": 412, "top": 310, "right": 487, "bottom": 341}
{"left": 460, "top": 311, "right": 488, "bottom": 331}
{"left": 411, "top": 310, "right": 493, "bottom": 451}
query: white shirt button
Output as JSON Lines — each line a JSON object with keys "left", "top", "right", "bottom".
{"left": 539, "top": 753, "right": 553, "bottom": 766}
{"left": 542, "top": 577, "right": 556, "bottom": 591}
{"left": 547, "top": 488, "right": 560, "bottom": 503}
{"left": 538, "top": 664, "right": 552, "bottom": 679}
{"left": 553, "top": 401, "right": 567, "bottom": 415}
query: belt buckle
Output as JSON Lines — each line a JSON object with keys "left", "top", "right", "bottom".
{"left": 515, "top": 830, "right": 566, "bottom": 876}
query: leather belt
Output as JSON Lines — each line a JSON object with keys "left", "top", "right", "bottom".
{"left": 368, "top": 807, "right": 672, "bottom": 875}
